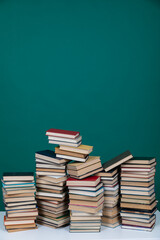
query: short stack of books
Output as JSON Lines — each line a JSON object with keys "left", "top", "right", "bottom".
{"left": 2, "top": 172, "right": 38, "bottom": 233}
{"left": 96, "top": 150, "right": 133, "bottom": 228}
{"left": 35, "top": 150, "right": 70, "bottom": 228}
{"left": 67, "top": 156, "right": 103, "bottom": 179}
{"left": 120, "top": 157, "right": 157, "bottom": 231}
{"left": 46, "top": 129, "right": 82, "bottom": 147}
{"left": 67, "top": 176, "right": 104, "bottom": 232}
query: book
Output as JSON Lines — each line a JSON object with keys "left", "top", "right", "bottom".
{"left": 126, "top": 157, "right": 156, "bottom": 165}
{"left": 103, "top": 150, "right": 133, "bottom": 172}
{"left": 3, "top": 173, "right": 34, "bottom": 182}
{"left": 49, "top": 140, "right": 81, "bottom": 147}
{"left": 55, "top": 147, "right": 87, "bottom": 158}
{"left": 59, "top": 144, "right": 93, "bottom": 154}
{"left": 56, "top": 154, "right": 88, "bottom": 162}
{"left": 35, "top": 150, "right": 68, "bottom": 164}
{"left": 48, "top": 135, "right": 82, "bottom": 143}
{"left": 46, "top": 128, "right": 80, "bottom": 138}
{"left": 67, "top": 176, "right": 100, "bottom": 187}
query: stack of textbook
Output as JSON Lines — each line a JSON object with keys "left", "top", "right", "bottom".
{"left": 67, "top": 176, "right": 104, "bottom": 232}
{"left": 35, "top": 150, "right": 69, "bottom": 228}
{"left": 96, "top": 150, "right": 133, "bottom": 228}
{"left": 2, "top": 172, "right": 38, "bottom": 232}
{"left": 96, "top": 168, "right": 120, "bottom": 227}
{"left": 120, "top": 157, "right": 157, "bottom": 231}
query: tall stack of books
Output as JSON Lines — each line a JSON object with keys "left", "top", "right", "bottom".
{"left": 35, "top": 150, "right": 69, "bottom": 228}
{"left": 67, "top": 176, "right": 104, "bottom": 232}
{"left": 96, "top": 168, "right": 120, "bottom": 227}
{"left": 120, "top": 157, "right": 157, "bottom": 231}
{"left": 2, "top": 172, "right": 38, "bottom": 233}
{"left": 96, "top": 151, "right": 133, "bottom": 228}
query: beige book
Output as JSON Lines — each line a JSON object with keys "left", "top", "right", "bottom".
{"left": 70, "top": 196, "right": 104, "bottom": 207}
{"left": 121, "top": 179, "right": 154, "bottom": 187}
{"left": 59, "top": 144, "right": 93, "bottom": 154}
{"left": 120, "top": 200, "right": 157, "bottom": 210}
{"left": 69, "top": 203, "right": 103, "bottom": 214}
{"left": 5, "top": 223, "right": 36, "bottom": 229}
{"left": 68, "top": 162, "right": 102, "bottom": 176}
{"left": 7, "top": 226, "right": 37, "bottom": 233}
{"left": 67, "top": 156, "right": 100, "bottom": 171}
{"left": 55, "top": 147, "right": 88, "bottom": 158}
{"left": 69, "top": 192, "right": 103, "bottom": 202}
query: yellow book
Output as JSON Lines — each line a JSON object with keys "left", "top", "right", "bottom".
{"left": 59, "top": 145, "right": 93, "bottom": 154}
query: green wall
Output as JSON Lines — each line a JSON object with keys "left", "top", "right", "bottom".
{"left": 0, "top": 0, "right": 160, "bottom": 210}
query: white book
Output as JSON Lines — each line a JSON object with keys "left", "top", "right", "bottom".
{"left": 48, "top": 135, "right": 82, "bottom": 143}
{"left": 104, "top": 184, "right": 119, "bottom": 191}
{"left": 120, "top": 185, "right": 154, "bottom": 191}
{"left": 36, "top": 158, "right": 65, "bottom": 166}
{"left": 121, "top": 225, "right": 154, "bottom": 231}
{"left": 71, "top": 210, "right": 102, "bottom": 216}
{"left": 36, "top": 164, "right": 65, "bottom": 169}
{"left": 68, "top": 183, "right": 103, "bottom": 191}
{"left": 36, "top": 172, "right": 66, "bottom": 176}
{"left": 36, "top": 191, "right": 66, "bottom": 198}
{"left": 69, "top": 187, "right": 104, "bottom": 197}
{"left": 49, "top": 140, "right": 81, "bottom": 147}
{"left": 56, "top": 154, "right": 88, "bottom": 162}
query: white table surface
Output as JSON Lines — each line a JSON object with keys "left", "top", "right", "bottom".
{"left": 0, "top": 211, "right": 160, "bottom": 240}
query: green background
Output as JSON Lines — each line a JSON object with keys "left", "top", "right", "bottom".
{"left": 0, "top": 0, "right": 160, "bottom": 210}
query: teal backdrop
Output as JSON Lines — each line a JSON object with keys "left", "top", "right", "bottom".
{"left": 0, "top": 0, "right": 160, "bottom": 210}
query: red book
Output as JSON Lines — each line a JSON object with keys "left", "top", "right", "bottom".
{"left": 46, "top": 129, "right": 80, "bottom": 139}
{"left": 66, "top": 176, "right": 100, "bottom": 187}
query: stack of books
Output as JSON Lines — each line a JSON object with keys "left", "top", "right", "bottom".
{"left": 120, "top": 157, "right": 157, "bottom": 231}
{"left": 35, "top": 150, "right": 70, "bottom": 228}
{"left": 2, "top": 172, "right": 38, "bottom": 233}
{"left": 46, "top": 129, "right": 82, "bottom": 147}
{"left": 96, "top": 168, "right": 120, "bottom": 227}
{"left": 96, "top": 150, "right": 133, "bottom": 228}
{"left": 67, "top": 156, "right": 103, "bottom": 179}
{"left": 67, "top": 176, "right": 104, "bottom": 232}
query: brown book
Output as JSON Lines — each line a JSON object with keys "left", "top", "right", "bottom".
{"left": 4, "top": 193, "right": 35, "bottom": 198}
{"left": 96, "top": 168, "right": 118, "bottom": 177}
{"left": 38, "top": 210, "right": 69, "bottom": 219}
{"left": 7, "top": 226, "right": 37, "bottom": 233}
{"left": 67, "top": 156, "right": 101, "bottom": 171}
{"left": 38, "top": 205, "right": 68, "bottom": 213}
{"left": 36, "top": 187, "right": 63, "bottom": 194}
{"left": 36, "top": 176, "right": 67, "bottom": 183}
{"left": 121, "top": 196, "right": 155, "bottom": 205}
{"left": 5, "top": 216, "right": 37, "bottom": 221}
{"left": 7, "top": 210, "right": 38, "bottom": 218}
{"left": 36, "top": 178, "right": 65, "bottom": 186}
{"left": 69, "top": 196, "right": 104, "bottom": 207}
{"left": 5, "top": 223, "right": 36, "bottom": 229}
{"left": 126, "top": 157, "right": 156, "bottom": 165}
{"left": 121, "top": 176, "right": 154, "bottom": 182}
{"left": 122, "top": 218, "right": 155, "bottom": 228}
{"left": 120, "top": 200, "right": 157, "bottom": 210}
{"left": 4, "top": 196, "right": 35, "bottom": 203}
{"left": 70, "top": 216, "right": 101, "bottom": 221}
{"left": 36, "top": 168, "right": 65, "bottom": 173}
{"left": 69, "top": 203, "right": 103, "bottom": 214}
{"left": 36, "top": 195, "right": 66, "bottom": 202}
{"left": 69, "top": 192, "right": 103, "bottom": 202}
{"left": 68, "top": 162, "right": 102, "bottom": 176}
{"left": 121, "top": 193, "right": 155, "bottom": 200}
{"left": 59, "top": 145, "right": 93, "bottom": 155}
{"left": 121, "top": 162, "right": 156, "bottom": 169}
{"left": 102, "top": 215, "right": 120, "bottom": 224}
{"left": 103, "top": 206, "right": 120, "bottom": 217}
{"left": 55, "top": 147, "right": 88, "bottom": 158}
{"left": 103, "top": 151, "right": 133, "bottom": 172}
{"left": 70, "top": 168, "right": 103, "bottom": 180}
{"left": 121, "top": 179, "right": 154, "bottom": 187}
